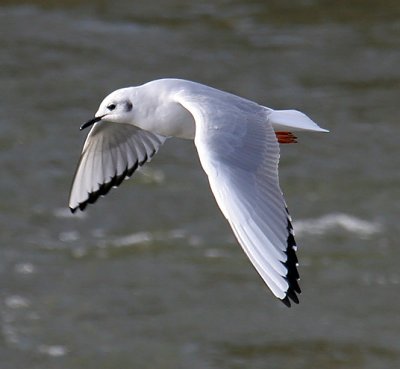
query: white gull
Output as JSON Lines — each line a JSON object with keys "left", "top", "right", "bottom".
{"left": 69, "top": 78, "right": 328, "bottom": 307}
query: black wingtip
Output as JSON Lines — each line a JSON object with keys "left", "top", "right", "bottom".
{"left": 281, "top": 296, "right": 292, "bottom": 308}
{"left": 279, "top": 217, "right": 301, "bottom": 307}
{"left": 68, "top": 160, "right": 142, "bottom": 213}
{"left": 280, "top": 290, "right": 300, "bottom": 308}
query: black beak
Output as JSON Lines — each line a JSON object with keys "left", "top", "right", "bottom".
{"left": 80, "top": 115, "right": 104, "bottom": 131}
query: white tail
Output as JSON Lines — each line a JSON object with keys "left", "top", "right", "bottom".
{"left": 266, "top": 109, "right": 329, "bottom": 132}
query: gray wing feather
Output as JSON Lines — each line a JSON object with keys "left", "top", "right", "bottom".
{"left": 177, "top": 95, "right": 300, "bottom": 306}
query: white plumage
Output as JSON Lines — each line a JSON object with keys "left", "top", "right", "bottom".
{"left": 69, "top": 79, "right": 328, "bottom": 306}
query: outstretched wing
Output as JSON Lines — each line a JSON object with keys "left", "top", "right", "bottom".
{"left": 177, "top": 96, "right": 300, "bottom": 306}
{"left": 69, "top": 122, "right": 166, "bottom": 212}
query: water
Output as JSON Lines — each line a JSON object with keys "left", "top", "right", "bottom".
{"left": 1, "top": 1, "right": 399, "bottom": 368}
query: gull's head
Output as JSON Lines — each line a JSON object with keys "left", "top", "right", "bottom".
{"left": 80, "top": 81, "right": 195, "bottom": 139}
{"left": 80, "top": 88, "right": 135, "bottom": 130}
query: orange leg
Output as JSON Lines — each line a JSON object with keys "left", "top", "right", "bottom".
{"left": 275, "top": 131, "right": 298, "bottom": 144}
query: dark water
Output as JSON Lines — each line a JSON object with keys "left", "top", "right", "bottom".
{"left": 1, "top": 1, "right": 399, "bottom": 368}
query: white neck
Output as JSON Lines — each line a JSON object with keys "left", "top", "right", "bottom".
{"left": 132, "top": 81, "right": 196, "bottom": 139}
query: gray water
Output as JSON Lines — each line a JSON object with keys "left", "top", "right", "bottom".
{"left": 1, "top": 1, "right": 400, "bottom": 368}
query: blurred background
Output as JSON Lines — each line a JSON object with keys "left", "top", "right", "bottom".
{"left": 0, "top": 1, "right": 399, "bottom": 368}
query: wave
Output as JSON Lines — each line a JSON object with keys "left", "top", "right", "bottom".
{"left": 293, "top": 213, "right": 382, "bottom": 239}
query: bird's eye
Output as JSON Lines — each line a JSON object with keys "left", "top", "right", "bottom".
{"left": 107, "top": 104, "right": 116, "bottom": 111}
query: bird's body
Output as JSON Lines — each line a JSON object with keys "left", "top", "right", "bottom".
{"left": 69, "top": 78, "right": 328, "bottom": 306}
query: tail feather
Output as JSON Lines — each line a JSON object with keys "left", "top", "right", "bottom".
{"left": 266, "top": 108, "right": 329, "bottom": 133}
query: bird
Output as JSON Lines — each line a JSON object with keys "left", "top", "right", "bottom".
{"left": 69, "top": 78, "right": 328, "bottom": 307}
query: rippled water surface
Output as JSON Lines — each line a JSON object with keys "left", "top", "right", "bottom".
{"left": 1, "top": 1, "right": 399, "bottom": 368}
